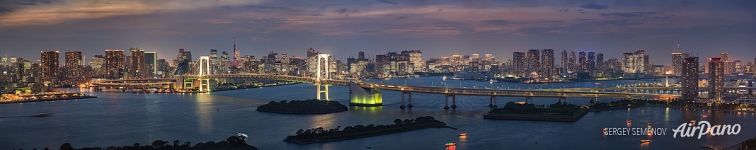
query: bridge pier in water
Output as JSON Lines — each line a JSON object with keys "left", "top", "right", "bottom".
{"left": 399, "top": 92, "right": 414, "bottom": 110}
{"left": 316, "top": 83, "right": 330, "bottom": 100}
{"left": 489, "top": 96, "right": 497, "bottom": 109}
{"left": 443, "top": 94, "right": 457, "bottom": 110}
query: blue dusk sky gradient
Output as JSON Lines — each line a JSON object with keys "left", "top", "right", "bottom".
{"left": 0, "top": 0, "right": 754, "bottom": 64}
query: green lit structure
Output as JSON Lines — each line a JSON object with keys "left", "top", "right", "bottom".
{"left": 349, "top": 83, "right": 382, "bottom": 106}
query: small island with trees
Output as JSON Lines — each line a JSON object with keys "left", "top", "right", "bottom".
{"left": 256, "top": 99, "right": 348, "bottom": 114}
{"left": 484, "top": 101, "right": 589, "bottom": 122}
{"left": 284, "top": 116, "right": 450, "bottom": 144}
{"left": 57, "top": 135, "right": 257, "bottom": 150}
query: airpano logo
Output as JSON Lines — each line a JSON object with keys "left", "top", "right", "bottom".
{"left": 602, "top": 120, "right": 742, "bottom": 139}
{"left": 672, "top": 121, "right": 741, "bottom": 139}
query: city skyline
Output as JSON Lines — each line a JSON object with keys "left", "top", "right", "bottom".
{"left": 1, "top": 0, "right": 755, "bottom": 63}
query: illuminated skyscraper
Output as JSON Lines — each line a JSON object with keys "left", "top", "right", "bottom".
{"left": 144, "top": 52, "right": 157, "bottom": 78}
{"left": 672, "top": 52, "right": 688, "bottom": 76}
{"left": 561, "top": 50, "right": 568, "bottom": 73}
{"left": 105, "top": 49, "right": 126, "bottom": 79}
{"left": 64, "top": 51, "right": 83, "bottom": 83}
{"left": 129, "top": 48, "right": 145, "bottom": 79}
{"left": 541, "top": 49, "right": 555, "bottom": 78}
{"left": 708, "top": 57, "right": 725, "bottom": 103}
{"left": 587, "top": 52, "right": 596, "bottom": 72}
{"left": 596, "top": 53, "right": 604, "bottom": 71}
{"left": 578, "top": 52, "right": 587, "bottom": 72}
{"left": 40, "top": 50, "right": 59, "bottom": 82}
{"left": 90, "top": 55, "right": 105, "bottom": 78}
{"left": 526, "top": 49, "right": 540, "bottom": 75}
{"left": 233, "top": 37, "right": 240, "bottom": 68}
{"left": 512, "top": 52, "right": 525, "bottom": 76}
{"left": 681, "top": 57, "right": 699, "bottom": 102}
{"left": 175, "top": 49, "right": 192, "bottom": 75}
{"left": 621, "top": 50, "right": 649, "bottom": 74}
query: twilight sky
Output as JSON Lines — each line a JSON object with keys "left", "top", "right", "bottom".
{"left": 0, "top": 0, "right": 754, "bottom": 64}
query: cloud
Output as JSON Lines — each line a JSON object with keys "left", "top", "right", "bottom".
{"left": 376, "top": 0, "right": 397, "bottom": 5}
{"left": 0, "top": 0, "right": 263, "bottom": 27}
{"left": 600, "top": 12, "right": 656, "bottom": 17}
{"left": 579, "top": 3, "right": 608, "bottom": 10}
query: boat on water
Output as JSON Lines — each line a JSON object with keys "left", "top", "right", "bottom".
{"left": 235, "top": 133, "right": 248, "bottom": 140}
{"left": 30, "top": 113, "right": 51, "bottom": 118}
{"left": 640, "top": 139, "right": 651, "bottom": 143}
{"left": 458, "top": 132, "right": 467, "bottom": 137}
{"left": 444, "top": 142, "right": 457, "bottom": 150}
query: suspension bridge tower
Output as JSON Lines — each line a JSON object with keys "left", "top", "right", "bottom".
{"left": 197, "top": 56, "right": 211, "bottom": 92}
{"left": 315, "top": 53, "right": 330, "bottom": 100}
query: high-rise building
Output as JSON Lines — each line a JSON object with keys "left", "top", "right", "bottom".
{"left": 175, "top": 49, "right": 192, "bottom": 75}
{"left": 587, "top": 52, "right": 596, "bottom": 72}
{"left": 64, "top": 51, "right": 83, "bottom": 83}
{"left": 561, "top": 50, "right": 568, "bottom": 71}
{"left": 541, "top": 49, "right": 555, "bottom": 78}
{"left": 513, "top": 52, "right": 526, "bottom": 76}
{"left": 232, "top": 37, "right": 240, "bottom": 68}
{"left": 719, "top": 52, "right": 733, "bottom": 75}
{"left": 708, "top": 57, "right": 725, "bottom": 103}
{"left": 596, "top": 53, "right": 604, "bottom": 71}
{"left": 403, "top": 50, "right": 424, "bottom": 73}
{"left": 40, "top": 50, "right": 59, "bottom": 82}
{"left": 568, "top": 51, "right": 576, "bottom": 73}
{"left": 526, "top": 49, "right": 540, "bottom": 75}
{"left": 680, "top": 57, "right": 699, "bottom": 102}
{"left": 358, "top": 51, "right": 366, "bottom": 60}
{"left": 129, "top": 48, "right": 145, "bottom": 79}
{"left": 105, "top": 49, "right": 126, "bottom": 79}
{"left": 671, "top": 52, "right": 688, "bottom": 76}
{"left": 622, "top": 50, "right": 649, "bottom": 74}
{"left": 90, "top": 55, "right": 105, "bottom": 78}
{"left": 144, "top": 52, "right": 157, "bottom": 78}
{"left": 578, "top": 52, "right": 587, "bottom": 72}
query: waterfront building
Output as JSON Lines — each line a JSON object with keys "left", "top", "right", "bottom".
{"left": 144, "top": 52, "right": 157, "bottom": 78}
{"left": 403, "top": 50, "right": 424, "bottom": 73}
{"left": 672, "top": 52, "right": 688, "bottom": 76}
{"left": 64, "top": 51, "right": 83, "bottom": 84}
{"left": 129, "top": 48, "right": 145, "bottom": 79}
{"left": 374, "top": 51, "right": 416, "bottom": 77}
{"left": 578, "top": 52, "right": 587, "bottom": 73}
{"left": 512, "top": 52, "right": 525, "bottom": 76}
{"left": 541, "top": 49, "right": 555, "bottom": 79}
{"left": 175, "top": 49, "right": 192, "bottom": 75}
{"left": 596, "top": 53, "right": 604, "bottom": 72}
{"left": 105, "top": 49, "right": 126, "bottom": 79}
{"left": 621, "top": 50, "right": 649, "bottom": 75}
{"left": 708, "top": 57, "right": 725, "bottom": 103}
{"left": 40, "top": 50, "right": 59, "bottom": 82}
{"left": 526, "top": 49, "right": 540, "bottom": 76}
{"left": 587, "top": 52, "right": 596, "bottom": 72}
{"left": 561, "top": 50, "right": 568, "bottom": 75}
{"left": 347, "top": 51, "right": 370, "bottom": 78}
{"left": 90, "top": 55, "right": 104, "bottom": 78}
{"left": 569, "top": 51, "right": 576, "bottom": 74}
{"left": 681, "top": 57, "right": 699, "bottom": 102}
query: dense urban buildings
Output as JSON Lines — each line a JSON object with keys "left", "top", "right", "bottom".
{"left": 1, "top": 45, "right": 755, "bottom": 104}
